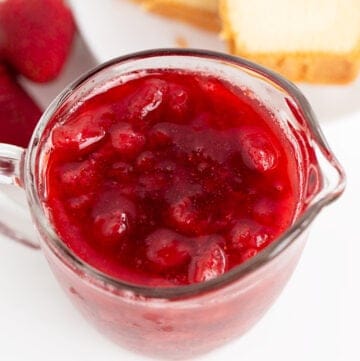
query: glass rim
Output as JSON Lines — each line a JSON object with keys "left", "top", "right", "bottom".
{"left": 24, "top": 48, "right": 346, "bottom": 300}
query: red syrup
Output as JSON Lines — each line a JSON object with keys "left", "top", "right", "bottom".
{"left": 43, "top": 70, "right": 300, "bottom": 286}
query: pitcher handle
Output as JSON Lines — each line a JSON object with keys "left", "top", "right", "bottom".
{"left": 0, "top": 143, "right": 40, "bottom": 249}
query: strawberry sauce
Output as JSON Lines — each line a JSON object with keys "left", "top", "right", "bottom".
{"left": 44, "top": 70, "right": 300, "bottom": 286}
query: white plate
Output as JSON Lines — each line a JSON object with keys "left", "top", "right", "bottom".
{"left": 69, "top": 0, "right": 360, "bottom": 122}
{"left": 68, "top": 0, "right": 225, "bottom": 62}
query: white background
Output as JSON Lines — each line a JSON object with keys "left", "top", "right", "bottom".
{"left": 0, "top": 1, "right": 359, "bottom": 360}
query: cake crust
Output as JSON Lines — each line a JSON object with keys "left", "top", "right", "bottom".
{"left": 134, "top": 0, "right": 221, "bottom": 32}
{"left": 220, "top": 0, "right": 360, "bottom": 84}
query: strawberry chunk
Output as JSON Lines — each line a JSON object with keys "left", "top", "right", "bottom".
{"left": 169, "top": 196, "right": 194, "bottom": 224}
{"left": 108, "top": 161, "right": 133, "bottom": 182}
{"left": 52, "top": 114, "right": 106, "bottom": 152}
{"left": 110, "top": 122, "right": 145, "bottom": 158}
{"left": 166, "top": 83, "right": 190, "bottom": 120}
{"left": 114, "top": 78, "right": 167, "bottom": 124}
{"left": 189, "top": 243, "right": 227, "bottom": 283}
{"left": 128, "top": 78, "right": 166, "bottom": 121}
{"left": 135, "top": 151, "right": 156, "bottom": 171}
{"left": 167, "top": 196, "right": 201, "bottom": 235}
{"left": 241, "top": 248, "right": 258, "bottom": 262}
{"left": 238, "top": 126, "right": 279, "bottom": 172}
{"left": 147, "top": 123, "right": 172, "bottom": 149}
{"left": 67, "top": 193, "right": 93, "bottom": 213}
{"left": 229, "top": 219, "right": 270, "bottom": 251}
{"left": 252, "top": 198, "right": 277, "bottom": 225}
{"left": 137, "top": 172, "right": 167, "bottom": 198}
{"left": 91, "top": 189, "right": 136, "bottom": 248}
{"left": 58, "top": 159, "right": 100, "bottom": 195}
{"left": 145, "top": 229, "right": 191, "bottom": 270}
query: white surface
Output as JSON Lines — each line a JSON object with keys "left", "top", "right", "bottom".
{"left": 0, "top": 4, "right": 360, "bottom": 360}
{"left": 68, "top": 0, "right": 225, "bottom": 61}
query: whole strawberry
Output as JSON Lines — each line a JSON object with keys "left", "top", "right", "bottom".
{"left": 0, "top": 64, "right": 42, "bottom": 147}
{"left": 0, "top": 0, "right": 76, "bottom": 82}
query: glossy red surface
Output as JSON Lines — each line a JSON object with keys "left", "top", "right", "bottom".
{"left": 44, "top": 70, "right": 300, "bottom": 286}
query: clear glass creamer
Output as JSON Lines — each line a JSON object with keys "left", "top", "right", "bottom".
{"left": 0, "top": 50, "right": 345, "bottom": 359}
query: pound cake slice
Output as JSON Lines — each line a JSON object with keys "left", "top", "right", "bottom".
{"left": 133, "top": 0, "right": 220, "bottom": 31}
{"left": 220, "top": 0, "right": 360, "bottom": 83}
